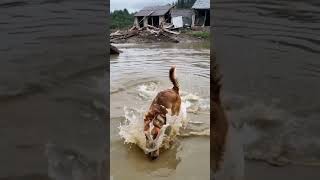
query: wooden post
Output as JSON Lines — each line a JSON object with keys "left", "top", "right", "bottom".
{"left": 152, "top": 17, "right": 154, "bottom": 26}
{"left": 143, "top": 17, "right": 148, "bottom": 27}
{"left": 203, "top": 10, "right": 207, "bottom": 27}
{"left": 159, "top": 16, "right": 165, "bottom": 27}
{"left": 192, "top": 13, "right": 195, "bottom": 27}
{"left": 134, "top": 17, "right": 139, "bottom": 28}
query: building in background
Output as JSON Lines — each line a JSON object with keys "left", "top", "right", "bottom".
{"left": 192, "top": 0, "right": 210, "bottom": 27}
{"left": 171, "top": 9, "right": 194, "bottom": 28}
{"left": 133, "top": 0, "right": 210, "bottom": 29}
{"left": 133, "top": 5, "right": 174, "bottom": 28}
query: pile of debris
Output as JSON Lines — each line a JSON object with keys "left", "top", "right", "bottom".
{"left": 110, "top": 24, "right": 180, "bottom": 44}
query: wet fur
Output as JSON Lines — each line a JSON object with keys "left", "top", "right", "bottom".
{"left": 211, "top": 52, "right": 228, "bottom": 172}
{"left": 144, "top": 66, "right": 181, "bottom": 159}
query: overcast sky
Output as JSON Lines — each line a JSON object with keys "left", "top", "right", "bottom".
{"left": 110, "top": 0, "right": 175, "bottom": 13}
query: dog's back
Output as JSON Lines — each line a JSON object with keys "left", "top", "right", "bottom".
{"left": 148, "top": 66, "right": 181, "bottom": 115}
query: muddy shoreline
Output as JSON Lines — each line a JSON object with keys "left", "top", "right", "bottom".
{"left": 110, "top": 28, "right": 209, "bottom": 44}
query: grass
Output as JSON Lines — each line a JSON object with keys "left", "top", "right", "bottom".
{"left": 187, "top": 31, "right": 210, "bottom": 39}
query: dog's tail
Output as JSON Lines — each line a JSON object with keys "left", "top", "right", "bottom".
{"left": 169, "top": 66, "right": 179, "bottom": 93}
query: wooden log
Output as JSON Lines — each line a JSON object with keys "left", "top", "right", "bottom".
{"left": 163, "top": 28, "right": 180, "bottom": 35}
{"left": 163, "top": 24, "right": 174, "bottom": 29}
{"left": 146, "top": 28, "right": 160, "bottom": 35}
{"left": 129, "top": 26, "right": 138, "bottom": 31}
{"left": 110, "top": 44, "right": 122, "bottom": 54}
{"left": 147, "top": 25, "right": 160, "bottom": 31}
{"left": 111, "top": 30, "right": 139, "bottom": 41}
{"left": 110, "top": 30, "right": 122, "bottom": 36}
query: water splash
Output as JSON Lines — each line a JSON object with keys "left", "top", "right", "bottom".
{"left": 119, "top": 103, "right": 188, "bottom": 154}
{"left": 119, "top": 82, "right": 210, "bottom": 154}
{"left": 137, "top": 83, "right": 210, "bottom": 114}
{"left": 137, "top": 82, "right": 159, "bottom": 100}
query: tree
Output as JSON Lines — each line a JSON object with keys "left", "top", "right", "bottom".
{"left": 175, "top": 0, "right": 196, "bottom": 9}
{"left": 111, "top": 9, "right": 135, "bottom": 29}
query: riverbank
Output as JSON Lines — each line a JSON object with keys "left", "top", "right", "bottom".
{"left": 110, "top": 28, "right": 209, "bottom": 44}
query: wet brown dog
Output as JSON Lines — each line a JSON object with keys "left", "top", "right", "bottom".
{"left": 211, "top": 53, "right": 229, "bottom": 173}
{"left": 144, "top": 66, "right": 181, "bottom": 160}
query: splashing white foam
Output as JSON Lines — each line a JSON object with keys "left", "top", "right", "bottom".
{"left": 137, "top": 83, "right": 210, "bottom": 114}
{"left": 119, "top": 82, "right": 210, "bottom": 153}
{"left": 119, "top": 103, "right": 189, "bottom": 154}
{"left": 137, "top": 82, "right": 158, "bottom": 100}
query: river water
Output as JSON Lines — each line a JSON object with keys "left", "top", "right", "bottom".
{"left": 2, "top": 0, "right": 319, "bottom": 179}
{"left": 0, "top": 0, "right": 107, "bottom": 179}
{"left": 110, "top": 42, "right": 210, "bottom": 180}
{"left": 213, "top": 0, "right": 320, "bottom": 166}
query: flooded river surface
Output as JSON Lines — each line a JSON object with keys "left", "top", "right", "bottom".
{"left": 213, "top": 0, "right": 320, "bottom": 169}
{"left": 110, "top": 43, "right": 210, "bottom": 180}
{"left": 0, "top": 0, "right": 107, "bottom": 179}
{"left": 1, "top": 0, "right": 319, "bottom": 179}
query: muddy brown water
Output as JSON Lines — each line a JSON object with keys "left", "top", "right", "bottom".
{"left": 213, "top": 0, "right": 320, "bottom": 167}
{"left": 110, "top": 42, "right": 210, "bottom": 180}
{"left": 2, "top": 0, "right": 319, "bottom": 179}
{"left": 0, "top": 0, "right": 107, "bottom": 179}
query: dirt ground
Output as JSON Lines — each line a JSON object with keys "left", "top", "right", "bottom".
{"left": 110, "top": 28, "right": 210, "bottom": 44}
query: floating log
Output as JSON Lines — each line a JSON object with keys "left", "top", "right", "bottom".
{"left": 110, "top": 44, "right": 121, "bottom": 54}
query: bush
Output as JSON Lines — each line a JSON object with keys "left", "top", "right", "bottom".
{"left": 111, "top": 9, "right": 135, "bottom": 30}
{"left": 188, "top": 31, "right": 210, "bottom": 39}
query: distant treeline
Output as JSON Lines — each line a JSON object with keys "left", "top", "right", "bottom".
{"left": 174, "top": 0, "right": 197, "bottom": 9}
{"left": 111, "top": 9, "right": 135, "bottom": 30}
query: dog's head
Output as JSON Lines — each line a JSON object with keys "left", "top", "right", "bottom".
{"left": 145, "top": 127, "right": 160, "bottom": 160}
{"left": 144, "top": 104, "right": 167, "bottom": 160}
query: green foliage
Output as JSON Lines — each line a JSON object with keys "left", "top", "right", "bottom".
{"left": 111, "top": 9, "right": 135, "bottom": 30}
{"left": 188, "top": 31, "right": 210, "bottom": 39}
{"left": 174, "top": 0, "right": 197, "bottom": 9}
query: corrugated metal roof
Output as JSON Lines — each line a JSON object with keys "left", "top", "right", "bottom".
{"left": 171, "top": 9, "right": 194, "bottom": 18}
{"left": 192, "top": 0, "right": 210, "bottom": 9}
{"left": 134, "top": 5, "right": 173, "bottom": 17}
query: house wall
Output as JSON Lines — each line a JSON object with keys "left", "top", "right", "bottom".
{"left": 192, "top": 9, "right": 210, "bottom": 27}
{"left": 134, "top": 13, "right": 172, "bottom": 28}
{"left": 191, "top": 14, "right": 195, "bottom": 27}
{"left": 159, "top": 16, "right": 165, "bottom": 26}
{"left": 134, "top": 17, "right": 139, "bottom": 27}
{"left": 143, "top": 17, "right": 148, "bottom": 27}
{"left": 133, "top": 16, "right": 149, "bottom": 28}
